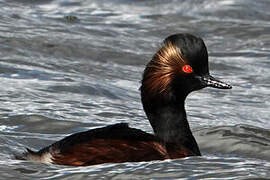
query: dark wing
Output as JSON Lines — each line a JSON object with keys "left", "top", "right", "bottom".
{"left": 52, "top": 138, "right": 168, "bottom": 166}
{"left": 33, "top": 123, "right": 169, "bottom": 166}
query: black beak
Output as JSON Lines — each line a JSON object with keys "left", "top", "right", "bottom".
{"left": 200, "top": 75, "right": 232, "bottom": 89}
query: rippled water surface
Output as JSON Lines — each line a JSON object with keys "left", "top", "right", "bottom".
{"left": 0, "top": 0, "right": 270, "bottom": 179}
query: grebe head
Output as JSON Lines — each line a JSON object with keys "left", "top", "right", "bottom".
{"left": 141, "top": 33, "right": 231, "bottom": 103}
{"left": 140, "top": 33, "right": 232, "bottom": 133}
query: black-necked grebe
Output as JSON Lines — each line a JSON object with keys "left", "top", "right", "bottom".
{"left": 19, "top": 33, "right": 232, "bottom": 166}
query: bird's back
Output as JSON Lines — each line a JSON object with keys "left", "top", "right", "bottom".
{"left": 23, "top": 123, "right": 172, "bottom": 166}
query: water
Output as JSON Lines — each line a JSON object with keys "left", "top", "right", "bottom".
{"left": 0, "top": 0, "right": 269, "bottom": 179}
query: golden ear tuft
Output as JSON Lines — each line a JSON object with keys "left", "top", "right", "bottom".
{"left": 141, "top": 42, "right": 187, "bottom": 98}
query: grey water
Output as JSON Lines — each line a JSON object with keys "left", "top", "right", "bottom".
{"left": 0, "top": 0, "right": 269, "bottom": 179}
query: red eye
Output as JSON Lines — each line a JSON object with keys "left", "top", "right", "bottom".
{"left": 182, "top": 65, "right": 193, "bottom": 73}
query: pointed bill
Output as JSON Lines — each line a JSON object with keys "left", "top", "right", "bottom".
{"left": 201, "top": 75, "right": 232, "bottom": 89}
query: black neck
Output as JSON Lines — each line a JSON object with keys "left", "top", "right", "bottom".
{"left": 144, "top": 101, "right": 201, "bottom": 155}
